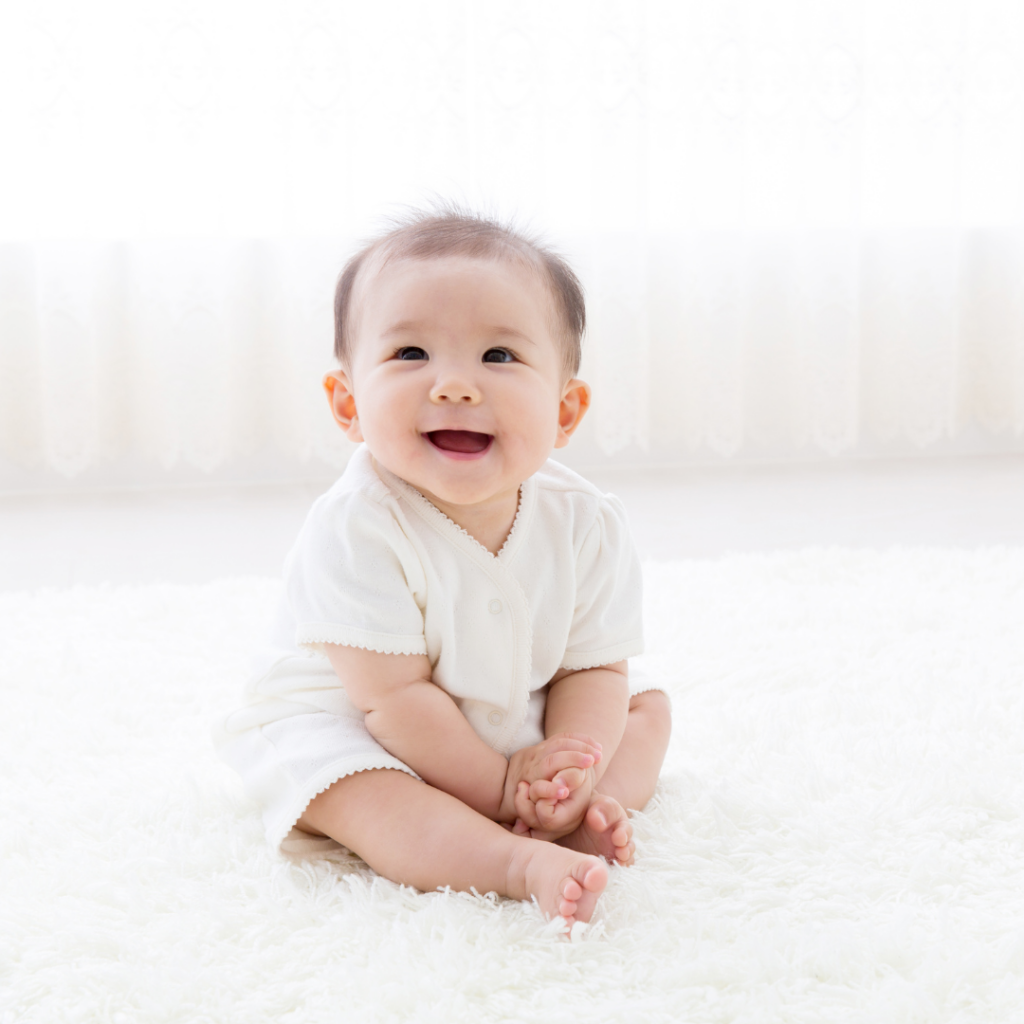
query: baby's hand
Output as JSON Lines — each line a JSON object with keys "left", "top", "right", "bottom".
{"left": 513, "top": 765, "right": 596, "bottom": 837}
{"left": 501, "top": 732, "right": 601, "bottom": 826}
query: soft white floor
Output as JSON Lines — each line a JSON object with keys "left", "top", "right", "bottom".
{"left": 5, "top": 552, "right": 1024, "bottom": 1021}
{"left": 1, "top": 453, "right": 1023, "bottom": 590}
{"left": 4, "top": 457, "right": 1024, "bottom": 1021}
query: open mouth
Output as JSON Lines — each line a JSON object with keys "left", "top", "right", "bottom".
{"left": 427, "top": 430, "right": 493, "bottom": 455}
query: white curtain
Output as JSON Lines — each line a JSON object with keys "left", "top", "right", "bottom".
{"left": 2, "top": 0, "right": 1024, "bottom": 481}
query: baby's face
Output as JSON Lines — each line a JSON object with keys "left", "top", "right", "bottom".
{"left": 330, "top": 256, "right": 586, "bottom": 512}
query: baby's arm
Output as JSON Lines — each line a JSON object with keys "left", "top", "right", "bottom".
{"left": 544, "top": 661, "right": 630, "bottom": 775}
{"left": 323, "top": 644, "right": 598, "bottom": 823}
{"left": 514, "top": 661, "right": 630, "bottom": 833}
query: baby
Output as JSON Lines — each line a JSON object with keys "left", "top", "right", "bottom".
{"left": 215, "top": 208, "right": 671, "bottom": 925}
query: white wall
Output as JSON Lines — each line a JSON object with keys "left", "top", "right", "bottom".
{"left": 2, "top": 0, "right": 1024, "bottom": 490}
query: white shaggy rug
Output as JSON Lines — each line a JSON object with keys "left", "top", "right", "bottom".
{"left": 3, "top": 549, "right": 1024, "bottom": 1023}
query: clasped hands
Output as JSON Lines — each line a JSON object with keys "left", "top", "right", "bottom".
{"left": 500, "top": 732, "right": 602, "bottom": 839}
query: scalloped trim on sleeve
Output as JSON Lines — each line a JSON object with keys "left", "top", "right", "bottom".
{"left": 559, "top": 638, "right": 645, "bottom": 673}
{"left": 295, "top": 623, "right": 427, "bottom": 656}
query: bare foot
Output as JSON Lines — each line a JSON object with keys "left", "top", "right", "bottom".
{"left": 556, "top": 793, "right": 635, "bottom": 866}
{"left": 506, "top": 837, "right": 608, "bottom": 925}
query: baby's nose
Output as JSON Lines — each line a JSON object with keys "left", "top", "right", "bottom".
{"left": 430, "top": 374, "right": 480, "bottom": 404}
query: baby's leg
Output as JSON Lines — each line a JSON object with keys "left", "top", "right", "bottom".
{"left": 550, "top": 690, "right": 672, "bottom": 865}
{"left": 297, "top": 768, "right": 608, "bottom": 924}
{"left": 595, "top": 689, "right": 672, "bottom": 812}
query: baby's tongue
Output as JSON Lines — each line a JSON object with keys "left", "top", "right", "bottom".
{"left": 429, "top": 430, "right": 492, "bottom": 453}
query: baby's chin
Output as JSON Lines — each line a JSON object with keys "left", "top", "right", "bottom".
{"left": 367, "top": 437, "right": 544, "bottom": 510}
{"left": 412, "top": 474, "right": 520, "bottom": 513}
{"left": 409, "top": 464, "right": 522, "bottom": 513}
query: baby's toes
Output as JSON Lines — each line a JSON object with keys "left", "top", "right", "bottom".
{"left": 611, "top": 820, "right": 633, "bottom": 848}
{"left": 611, "top": 820, "right": 634, "bottom": 865}
{"left": 558, "top": 877, "right": 582, "bottom": 919}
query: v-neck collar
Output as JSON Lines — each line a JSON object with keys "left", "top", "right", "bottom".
{"left": 372, "top": 457, "right": 536, "bottom": 567}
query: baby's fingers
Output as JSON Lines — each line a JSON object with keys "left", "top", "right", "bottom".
{"left": 529, "top": 767, "right": 586, "bottom": 803}
{"left": 543, "top": 733, "right": 604, "bottom": 764}
{"left": 529, "top": 779, "right": 569, "bottom": 802}
{"left": 533, "top": 797, "right": 562, "bottom": 829}
{"left": 534, "top": 796, "right": 586, "bottom": 832}
{"left": 514, "top": 781, "right": 542, "bottom": 830}
{"left": 551, "top": 766, "right": 588, "bottom": 792}
{"left": 540, "top": 750, "right": 594, "bottom": 782}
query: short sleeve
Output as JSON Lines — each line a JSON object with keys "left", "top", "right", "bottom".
{"left": 560, "top": 494, "right": 644, "bottom": 671}
{"left": 286, "top": 491, "right": 428, "bottom": 656}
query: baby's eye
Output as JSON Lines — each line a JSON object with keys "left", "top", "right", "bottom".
{"left": 395, "top": 346, "right": 428, "bottom": 361}
{"left": 482, "top": 347, "right": 515, "bottom": 364}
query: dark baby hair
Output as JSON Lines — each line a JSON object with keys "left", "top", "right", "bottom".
{"left": 333, "top": 204, "right": 586, "bottom": 378}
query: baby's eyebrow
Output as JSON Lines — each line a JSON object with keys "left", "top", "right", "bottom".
{"left": 381, "top": 320, "right": 537, "bottom": 347}
{"left": 481, "top": 326, "right": 538, "bottom": 348}
{"left": 380, "top": 319, "right": 426, "bottom": 338}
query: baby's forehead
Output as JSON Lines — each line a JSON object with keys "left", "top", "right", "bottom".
{"left": 354, "top": 251, "right": 560, "bottom": 330}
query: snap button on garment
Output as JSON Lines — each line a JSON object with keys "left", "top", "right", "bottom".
{"left": 488, "top": 599, "right": 502, "bottom": 614}
{"left": 488, "top": 710, "right": 504, "bottom": 726}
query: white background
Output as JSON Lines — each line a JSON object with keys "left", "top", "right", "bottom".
{"left": 2, "top": 0, "right": 1024, "bottom": 490}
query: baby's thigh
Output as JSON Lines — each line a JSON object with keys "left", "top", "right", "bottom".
{"left": 297, "top": 767, "right": 507, "bottom": 892}
{"left": 240, "top": 707, "right": 419, "bottom": 853}
{"left": 297, "top": 766, "right": 423, "bottom": 843}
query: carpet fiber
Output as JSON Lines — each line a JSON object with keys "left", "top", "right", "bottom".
{"left": 3, "top": 549, "right": 1024, "bottom": 1023}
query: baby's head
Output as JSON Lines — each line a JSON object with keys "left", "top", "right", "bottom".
{"left": 334, "top": 207, "right": 585, "bottom": 382}
{"left": 324, "top": 207, "right": 592, "bottom": 513}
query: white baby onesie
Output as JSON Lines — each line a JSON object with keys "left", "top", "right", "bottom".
{"left": 214, "top": 446, "right": 647, "bottom": 851}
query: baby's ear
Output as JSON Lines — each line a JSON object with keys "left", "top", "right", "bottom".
{"left": 323, "top": 369, "right": 363, "bottom": 442}
{"left": 554, "top": 378, "right": 591, "bottom": 448}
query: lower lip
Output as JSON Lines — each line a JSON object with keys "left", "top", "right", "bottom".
{"left": 425, "top": 433, "right": 494, "bottom": 460}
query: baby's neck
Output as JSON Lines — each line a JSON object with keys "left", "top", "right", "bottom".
{"left": 420, "top": 486, "right": 521, "bottom": 556}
